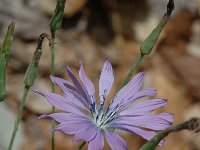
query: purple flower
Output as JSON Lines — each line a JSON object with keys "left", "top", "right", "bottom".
{"left": 35, "top": 60, "right": 173, "bottom": 150}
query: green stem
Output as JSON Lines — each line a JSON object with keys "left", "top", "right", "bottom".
{"left": 51, "top": 31, "right": 55, "bottom": 92}
{"left": 8, "top": 86, "right": 30, "bottom": 150}
{"left": 51, "top": 31, "right": 56, "bottom": 150}
{"left": 138, "top": 118, "right": 198, "bottom": 150}
{"left": 117, "top": 53, "right": 144, "bottom": 92}
{"left": 77, "top": 141, "right": 86, "bottom": 150}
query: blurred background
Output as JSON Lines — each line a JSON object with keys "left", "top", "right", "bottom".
{"left": 0, "top": 0, "right": 200, "bottom": 149}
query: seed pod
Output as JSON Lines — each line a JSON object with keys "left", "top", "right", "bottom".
{"left": 24, "top": 33, "right": 52, "bottom": 87}
{"left": 0, "top": 21, "right": 15, "bottom": 102}
{"left": 50, "top": 0, "right": 66, "bottom": 32}
{"left": 140, "top": 0, "right": 174, "bottom": 55}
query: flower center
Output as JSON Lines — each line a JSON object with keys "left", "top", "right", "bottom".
{"left": 92, "top": 106, "right": 117, "bottom": 130}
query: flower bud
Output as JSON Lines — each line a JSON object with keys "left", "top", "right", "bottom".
{"left": 50, "top": 0, "right": 66, "bottom": 32}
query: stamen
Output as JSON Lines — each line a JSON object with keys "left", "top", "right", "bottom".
{"left": 102, "top": 111, "right": 117, "bottom": 126}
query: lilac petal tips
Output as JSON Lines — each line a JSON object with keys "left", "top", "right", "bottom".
{"left": 36, "top": 60, "right": 174, "bottom": 150}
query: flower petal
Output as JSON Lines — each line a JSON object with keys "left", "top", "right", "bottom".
{"left": 132, "top": 88, "right": 157, "bottom": 100}
{"left": 121, "top": 88, "right": 157, "bottom": 106}
{"left": 66, "top": 66, "right": 88, "bottom": 101}
{"left": 53, "top": 123, "right": 80, "bottom": 134}
{"left": 79, "top": 63, "right": 96, "bottom": 103}
{"left": 118, "top": 99, "right": 167, "bottom": 116}
{"left": 112, "top": 113, "right": 173, "bottom": 130}
{"left": 73, "top": 123, "right": 98, "bottom": 142}
{"left": 99, "top": 60, "right": 114, "bottom": 106}
{"left": 105, "top": 131, "right": 128, "bottom": 150}
{"left": 88, "top": 130, "right": 104, "bottom": 150}
{"left": 39, "top": 113, "right": 69, "bottom": 122}
{"left": 53, "top": 118, "right": 91, "bottom": 134}
{"left": 64, "top": 82, "right": 89, "bottom": 108}
{"left": 50, "top": 75, "right": 71, "bottom": 96}
{"left": 111, "top": 72, "right": 144, "bottom": 109}
{"left": 34, "top": 90, "right": 86, "bottom": 116}
{"left": 39, "top": 113, "right": 89, "bottom": 123}
{"left": 51, "top": 76, "right": 88, "bottom": 109}
{"left": 112, "top": 125, "right": 164, "bottom": 146}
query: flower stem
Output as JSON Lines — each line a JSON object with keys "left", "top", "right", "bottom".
{"left": 50, "top": 31, "right": 56, "bottom": 150}
{"left": 117, "top": 0, "right": 174, "bottom": 92}
{"left": 117, "top": 53, "right": 144, "bottom": 92}
{"left": 139, "top": 118, "right": 200, "bottom": 150}
{"left": 49, "top": 0, "right": 66, "bottom": 147}
{"left": 8, "top": 86, "right": 29, "bottom": 150}
{"left": 77, "top": 141, "right": 86, "bottom": 150}
{"left": 8, "top": 33, "right": 51, "bottom": 150}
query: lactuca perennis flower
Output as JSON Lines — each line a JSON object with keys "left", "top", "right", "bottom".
{"left": 35, "top": 60, "right": 173, "bottom": 150}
